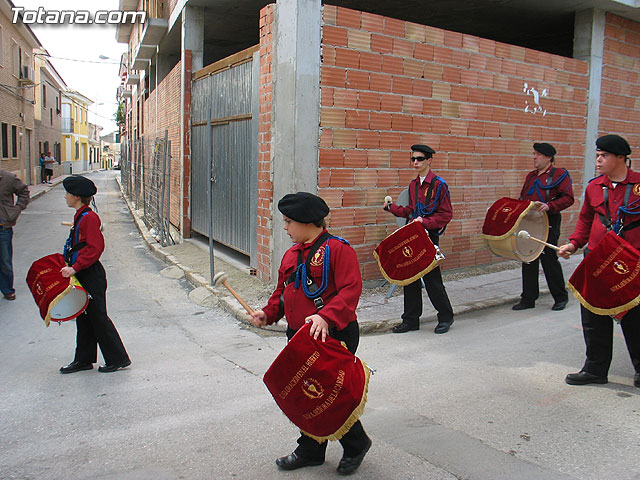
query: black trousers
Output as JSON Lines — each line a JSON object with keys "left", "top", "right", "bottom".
{"left": 580, "top": 304, "right": 640, "bottom": 377}
{"left": 520, "top": 213, "right": 568, "bottom": 304}
{"left": 286, "top": 322, "right": 370, "bottom": 460}
{"left": 73, "top": 262, "right": 129, "bottom": 365}
{"left": 402, "top": 233, "right": 453, "bottom": 326}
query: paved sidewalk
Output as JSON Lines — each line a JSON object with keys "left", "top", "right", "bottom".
{"left": 28, "top": 174, "right": 66, "bottom": 200}
{"left": 106, "top": 174, "right": 582, "bottom": 335}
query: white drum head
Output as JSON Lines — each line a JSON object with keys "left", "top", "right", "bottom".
{"left": 50, "top": 286, "right": 88, "bottom": 320}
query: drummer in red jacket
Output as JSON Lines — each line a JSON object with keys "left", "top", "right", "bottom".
{"left": 512, "top": 142, "right": 574, "bottom": 312}
{"left": 558, "top": 135, "right": 640, "bottom": 388}
{"left": 383, "top": 144, "right": 454, "bottom": 334}
{"left": 249, "top": 192, "right": 372, "bottom": 475}
{"left": 58, "top": 175, "right": 130, "bottom": 374}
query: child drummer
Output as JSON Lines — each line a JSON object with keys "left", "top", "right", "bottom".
{"left": 249, "top": 192, "right": 372, "bottom": 475}
{"left": 58, "top": 175, "right": 130, "bottom": 374}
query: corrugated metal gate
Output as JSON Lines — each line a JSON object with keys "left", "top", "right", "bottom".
{"left": 191, "top": 47, "right": 259, "bottom": 263}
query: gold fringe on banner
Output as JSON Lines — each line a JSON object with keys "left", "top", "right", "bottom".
{"left": 567, "top": 281, "right": 640, "bottom": 316}
{"left": 372, "top": 250, "right": 441, "bottom": 286}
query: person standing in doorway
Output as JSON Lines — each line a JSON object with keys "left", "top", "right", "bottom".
{"left": 44, "top": 151, "right": 56, "bottom": 184}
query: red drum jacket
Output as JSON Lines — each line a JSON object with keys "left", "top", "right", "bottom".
{"left": 387, "top": 170, "right": 452, "bottom": 232}
{"left": 569, "top": 169, "right": 640, "bottom": 251}
{"left": 262, "top": 230, "right": 362, "bottom": 331}
{"left": 519, "top": 164, "right": 574, "bottom": 214}
{"left": 69, "top": 205, "right": 104, "bottom": 272}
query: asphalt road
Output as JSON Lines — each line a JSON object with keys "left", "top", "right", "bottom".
{"left": 1, "top": 171, "right": 638, "bottom": 480}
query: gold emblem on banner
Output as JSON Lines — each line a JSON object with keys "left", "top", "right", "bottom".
{"left": 302, "top": 378, "right": 324, "bottom": 399}
{"left": 634, "top": 184, "right": 640, "bottom": 196}
{"left": 310, "top": 246, "right": 325, "bottom": 267}
{"left": 502, "top": 207, "right": 513, "bottom": 213}
{"left": 613, "top": 260, "right": 630, "bottom": 275}
{"left": 402, "top": 246, "right": 414, "bottom": 258}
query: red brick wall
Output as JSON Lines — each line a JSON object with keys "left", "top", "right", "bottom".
{"left": 256, "top": 4, "right": 275, "bottom": 281}
{"left": 600, "top": 13, "right": 640, "bottom": 150}
{"left": 320, "top": 5, "right": 590, "bottom": 280}
{"left": 144, "top": 59, "right": 182, "bottom": 229}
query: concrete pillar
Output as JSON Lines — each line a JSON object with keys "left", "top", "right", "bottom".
{"left": 182, "top": 6, "right": 204, "bottom": 71}
{"left": 179, "top": 6, "right": 203, "bottom": 238}
{"left": 271, "top": 0, "right": 322, "bottom": 278}
{"left": 573, "top": 9, "right": 605, "bottom": 193}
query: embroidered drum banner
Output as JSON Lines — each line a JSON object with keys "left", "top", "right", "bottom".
{"left": 482, "top": 197, "right": 549, "bottom": 263}
{"left": 373, "top": 221, "right": 443, "bottom": 286}
{"left": 263, "top": 323, "right": 370, "bottom": 442}
{"left": 26, "top": 253, "right": 89, "bottom": 327}
{"left": 568, "top": 231, "right": 640, "bottom": 316}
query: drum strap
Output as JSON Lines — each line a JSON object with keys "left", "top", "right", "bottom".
{"left": 63, "top": 209, "right": 90, "bottom": 265}
{"left": 280, "top": 232, "right": 344, "bottom": 313}
{"left": 545, "top": 167, "right": 556, "bottom": 203}
{"left": 413, "top": 177, "right": 447, "bottom": 236}
{"left": 599, "top": 183, "right": 637, "bottom": 235}
{"left": 414, "top": 178, "right": 436, "bottom": 214}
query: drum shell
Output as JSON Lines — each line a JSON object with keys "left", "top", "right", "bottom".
{"left": 26, "top": 253, "right": 89, "bottom": 326}
{"left": 486, "top": 208, "right": 549, "bottom": 262}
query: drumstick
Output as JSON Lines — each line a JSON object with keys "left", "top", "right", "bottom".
{"left": 517, "top": 230, "right": 562, "bottom": 252}
{"left": 213, "top": 271, "right": 254, "bottom": 314}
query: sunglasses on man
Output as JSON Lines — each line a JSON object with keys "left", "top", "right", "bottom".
{"left": 411, "top": 156, "right": 427, "bottom": 162}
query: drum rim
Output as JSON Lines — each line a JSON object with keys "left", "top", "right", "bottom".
{"left": 45, "top": 284, "right": 89, "bottom": 326}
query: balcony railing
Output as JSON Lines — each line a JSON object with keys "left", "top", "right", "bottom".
{"left": 62, "top": 117, "right": 74, "bottom": 133}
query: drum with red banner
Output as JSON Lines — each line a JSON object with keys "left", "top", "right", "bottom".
{"left": 568, "top": 230, "right": 640, "bottom": 316}
{"left": 26, "top": 253, "right": 89, "bottom": 327}
{"left": 373, "top": 221, "right": 445, "bottom": 286}
{"left": 482, "top": 197, "right": 549, "bottom": 262}
{"left": 263, "top": 323, "right": 370, "bottom": 442}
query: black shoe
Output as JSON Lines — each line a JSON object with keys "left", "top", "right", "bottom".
{"left": 565, "top": 371, "right": 607, "bottom": 385}
{"left": 634, "top": 373, "right": 640, "bottom": 388}
{"left": 434, "top": 319, "right": 453, "bottom": 334}
{"left": 392, "top": 322, "right": 419, "bottom": 333}
{"left": 552, "top": 300, "right": 568, "bottom": 311}
{"left": 337, "top": 437, "right": 372, "bottom": 475}
{"left": 512, "top": 302, "right": 535, "bottom": 311}
{"left": 60, "top": 361, "right": 93, "bottom": 374}
{"left": 98, "top": 359, "right": 131, "bottom": 373}
{"left": 275, "top": 453, "right": 324, "bottom": 470}
{"left": 4, "top": 292, "right": 16, "bottom": 300}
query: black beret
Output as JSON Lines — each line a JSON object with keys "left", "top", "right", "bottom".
{"left": 63, "top": 175, "right": 97, "bottom": 197}
{"left": 533, "top": 142, "right": 556, "bottom": 157}
{"left": 411, "top": 144, "right": 435, "bottom": 157}
{"left": 596, "top": 134, "right": 631, "bottom": 156}
{"left": 278, "top": 192, "right": 329, "bottom": 223}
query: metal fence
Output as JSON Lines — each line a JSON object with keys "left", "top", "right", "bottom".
{"left": 120, "top": 132, "right": 174, "bottom": 246}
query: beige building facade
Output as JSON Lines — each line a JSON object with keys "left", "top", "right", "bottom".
{"left": 0, "top": 0, "right": 40, "bottom": 184}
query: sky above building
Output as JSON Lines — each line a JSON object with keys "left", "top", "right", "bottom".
{"left": 12, "top": 0, "right": 128, "bottom": 135}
